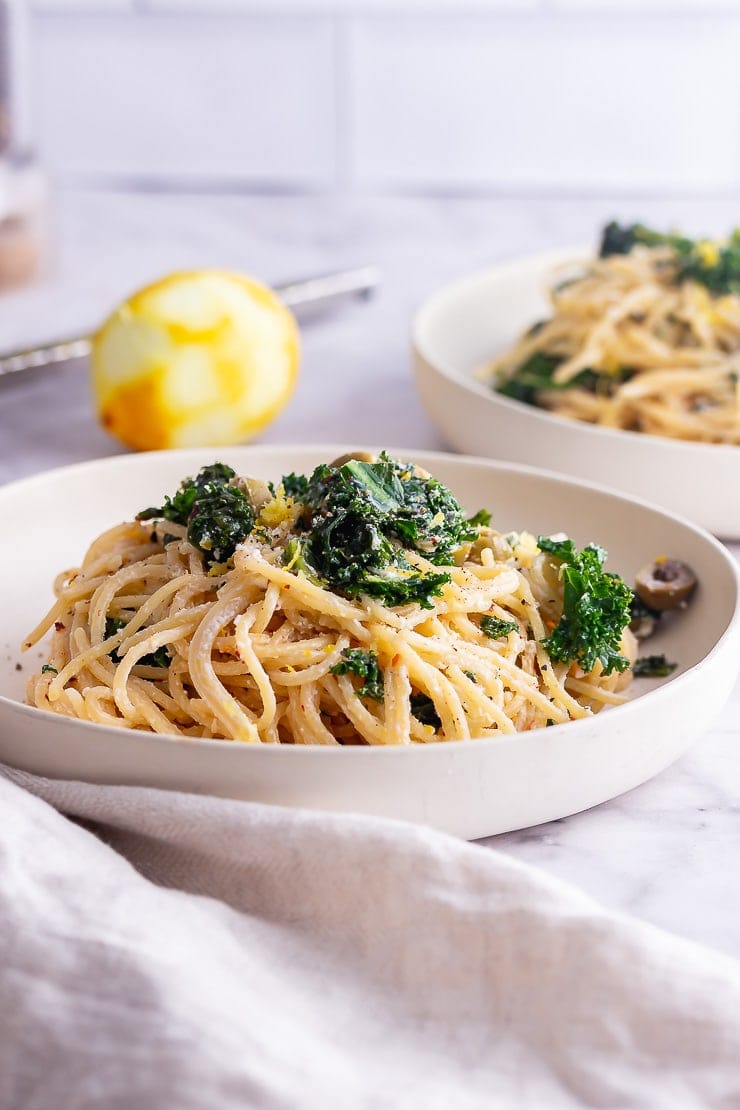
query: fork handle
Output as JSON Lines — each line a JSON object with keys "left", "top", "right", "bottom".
{"left": 0, "top": 266, "right": 381, "bottom": 379}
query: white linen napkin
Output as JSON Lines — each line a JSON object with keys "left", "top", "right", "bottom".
{"left": 1, "top": 764, "right": 739, "bottom": 1110}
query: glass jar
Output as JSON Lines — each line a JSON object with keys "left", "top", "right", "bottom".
{"left": 0, "top": 0, "right": 46, "bottom": 291}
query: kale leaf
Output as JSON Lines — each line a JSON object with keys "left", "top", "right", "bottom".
{"left": 480, "top": 615, "right": 519, "bottom": 638}
{"left": 137, "top": 462, "right": 255, "bottom": 565}
{"left": 467, "top": 508, "right": 492, "bottom": 528}
{"left": 537, "top": 535, "right": 633, "bottom": 675}
{"left": 630, "top": 594, "right": 662, "bottom": 624}
{"left": 187, "top": 485, "right": 255, "bottom": 564}
{"left": 138, "top": 462, "right": 237, "bottom": 525}
{"left": 104, "top": 616, "right": 171, "bottom": 669}
{"left": 281, "top": 472, "right": 309, "bottom": 501}
{"left": 339, "top": 568, "right": 451, "bottom": 610}
{"left": 105, "top": 616, "right": 127, "bottom": 647}
{"left": 282, "top": 537, "right": 323, "bottom": 584}
{"left": 600, "top": 221, "right": 692, "bottom": 259}
{"left": 496, "top": 351, "right": 611, "bottom": 406}
{"left": 410, "top": 693, "right": 441, "bottom": 730}
{"left": 629, "top": 594, "right": 662, "bottom": 639}
{"left": 289, "top": 452, "right": 474, "bottom": 609}
{"left": 497, "top": 352, "right": 563, "bottom": 405}
{"left": 600, "top": 221, "right": 740, "bottom": 295}
{"left": 386, "top": 461, "right": 478, "bottom": 564}
{"left": 330, "top": 648, "right": 385, "bottom": 701}
{"left": 678, "top": 232, "right": 740, "bottom": 296}
{"left": 633, "top": 654, "right": 677, "bottom": 678}
{"left": 600, "top": 221, "right": 642, "bottom": 257}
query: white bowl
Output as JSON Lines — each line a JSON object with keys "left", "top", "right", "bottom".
{"left": 412, "top": 248, "right": 740, "bottom": 539}
{"left": 1, "top": 445, "right": 739, "bottom": 840}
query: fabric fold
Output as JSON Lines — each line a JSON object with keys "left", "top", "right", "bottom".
{"left": 1, "top": 764, "right": 739, "bottom": 1109}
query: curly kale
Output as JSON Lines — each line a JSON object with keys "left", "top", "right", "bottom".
{"left": 467, "top": 508, "right": 492, "bottom": 528}
{"left": 187, "top": 485, "right": 255, "bottom": 564}
{"left": 104, "top": 616, "right": 170, "bottom": 669}
{"left": 497, "top": 351, "right": 630, "bottom": 407}
{"left": 537, "top": 536, "right": 633, "bottom": 675}
{"left": 633, "top": 654, "right": 677, "bottom": 678}
{"left": 480, "top": 615, "right": 518, "bottom": 639}
{"left": 410, "top": 693, "right": 441, "bottom": 730}
{"left": 138, "top": 462, "right": 237, "bottom": 526}
{"left": 137, "top": 462, "right": 254, "bottom": 566}
{"left": 497, "top": 352, "right": 564, "bottom": 405}
{"left": 330, "top": 648, "right": 385, "bottom": 701}
{"left": 282, "top": 537, "right": 323, "bottom": 584}
{"left": 600, "top": 221, "right": 740, "bottom": 296}
{"left": 599, "top": 221, "right": 694, "bottom": 259}
{"left": 287, "top": 452, "right": 476, "bottom": 609}
{"left": 280, "top": 472, "right": 309, "bottom": 501}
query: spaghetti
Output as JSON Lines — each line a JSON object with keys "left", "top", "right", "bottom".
{"left": 24, "top": 455, "right": 635, "bottom": 745}
{"left": 484, "top": 223, "right": 740, "bottom": 444}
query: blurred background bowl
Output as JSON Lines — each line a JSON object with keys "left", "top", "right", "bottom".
{"left": 412, "top": 249, "right": 740, "bottom": 539}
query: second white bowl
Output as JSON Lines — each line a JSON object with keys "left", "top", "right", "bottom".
{"left": 412, "top": 248, "right": 740, "bottom": 539}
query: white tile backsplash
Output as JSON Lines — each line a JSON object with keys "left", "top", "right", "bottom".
{"left": 32, "top": 14, "right": 336, "bottom": 185}
{"left": 145, "top": 1, "right": 533, "bottom": 9}
{"left": 349, "top": 14, "right": 740, "bottom": 191}
{"left": 552, "top": 0, "right": 740, "bottom": 9}
{"left": 24, "top": 5, "right": 740, "bottom": 193}
{"left": 31, "top": 0, "right": 131, "bottom": 10}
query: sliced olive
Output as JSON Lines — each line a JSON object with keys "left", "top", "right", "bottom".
{"left": 330, "top": 451, "right": 377, "bottom": 468}
{"left": 635, "top": 558, "right": 697, "bottom": 612}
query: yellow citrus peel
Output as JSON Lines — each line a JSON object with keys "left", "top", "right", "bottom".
{"left": 91, "top": 269, "right": 300, "bottom": 451}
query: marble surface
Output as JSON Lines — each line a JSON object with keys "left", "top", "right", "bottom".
{"left": 2, "top": 188, "right": 740, "bottom": 960}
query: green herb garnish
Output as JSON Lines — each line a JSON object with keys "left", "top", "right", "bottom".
{"left": 537, "top": 536, "right": 633, "bottom": 675}
{"left": 630, "top": 595, "right": 662, "bottom": 624}
{"left": 289, "top": 452, "right": 475, "bottom": 609}
{"left": 633, "top": 654, "right": 677, "bottom": 678}
{"left": 497, "top": 352, "right": 563, "bottom": 406}
{"left": 467, "top": 508, "right": 492, "bottom": 528}
{"left": 480, "top": 615, "right": 518, "bottom": 639}
{"left": 138, "top": 463, "right": 255, "bottom": 565}
{"left": 138, "top": 462, "right": 237, "bottom": 526}
{"left": 41, "top": 664, "right": 58, "bottom": 675}
{"left": 282, "top": 538, "right": 323, "bottom": 584}
{"left": 186, "top": 485, "right": 255, "bottom": 564}
{"left": 281, "top": 472, "right": 309, "bottom": 501}
{"left": 496, "top": 351, "right": 619, "bottom": 407}
{"left": 600, "top": 221, "right": 694, "bottom": 259}
{"left": 600, "top": 221, "right": 740, "bottom": 296}
{"left": 330, "top": 648, "right": 384, "bottom": 701}
{"left": 104, "top": 616, "right": 171, "bottom": 669}
{"left": 410, "top": 693, "right": 441, "bottom": 730}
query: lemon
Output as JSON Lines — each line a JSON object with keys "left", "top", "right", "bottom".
{"left": 91, "top": 269, "right": 300, "bottom": 451}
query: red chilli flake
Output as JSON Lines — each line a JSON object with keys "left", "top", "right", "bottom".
{"left": 54, "top": 622, "right": 65, "bottom": 631}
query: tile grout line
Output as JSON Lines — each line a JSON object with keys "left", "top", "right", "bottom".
{"left": 331, "top": 13, "right": 353, "bottom": 195}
